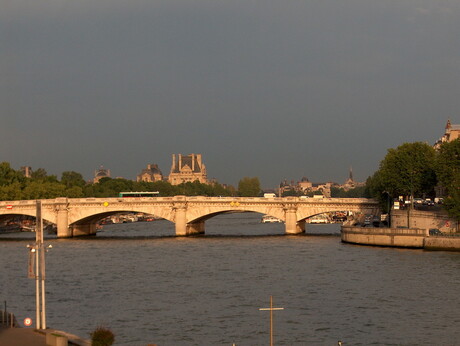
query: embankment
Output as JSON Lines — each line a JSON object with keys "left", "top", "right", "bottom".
{"left": 341, "top": 226, "right": 460, "bottom": 252}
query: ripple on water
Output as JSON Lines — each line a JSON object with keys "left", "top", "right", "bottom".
{"left": 1, "top": 216, "right": 459, "bottom": 345}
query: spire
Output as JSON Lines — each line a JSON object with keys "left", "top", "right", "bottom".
{"left": 446, "top": 119, "right": 452, "bottom": 129}
{"left": 349, "top": 166, "right": 353, "bottom": 181}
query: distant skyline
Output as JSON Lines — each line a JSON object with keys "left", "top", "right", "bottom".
{"left": 1, "top": 1, "right": 459, "bottom": 188}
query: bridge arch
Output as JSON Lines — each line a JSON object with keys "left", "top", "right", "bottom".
{"left": 0, "top": 211, "right": 55, "bottom": 234}
{"left": 68, "top": 207, "right": 176, "bottom": 237}
{"left": 183, "top": 202, "right": 287, "bottom": 235}
{"left": 186, "top": 208, "right": 285, "bottom": 224}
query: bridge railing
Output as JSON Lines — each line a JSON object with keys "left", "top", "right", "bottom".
{"left": 0, "top": 196, "right": 380, "bottom": 205}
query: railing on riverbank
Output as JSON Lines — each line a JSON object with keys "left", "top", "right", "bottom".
{"left": 1, "top": 309, "right": 18, "bottom": 328}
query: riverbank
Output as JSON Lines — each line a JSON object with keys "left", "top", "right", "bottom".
{"left": 341, "top": 226, "right": 460, "bottom": 251}
{"left": 1, "top": 310, "right": 90, "bottom": 346}
{"left": 0, "top": 327, "right": 90, "bottom": 346}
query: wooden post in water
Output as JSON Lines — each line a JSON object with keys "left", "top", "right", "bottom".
{"left": 259, "top": 296, "right": 284, "bottom": 346}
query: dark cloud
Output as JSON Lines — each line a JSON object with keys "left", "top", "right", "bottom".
{"left": 1, "top": 0, "right": 459, "bottom": 187}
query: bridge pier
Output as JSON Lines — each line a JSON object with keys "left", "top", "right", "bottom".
{"left": 186, "top": 221, "right": 205, "bottom": 235}
{"left": 69, "top": 223, "right": 97, "bottom": 237}
{"left": 56, "top": 198, "right": 72, "bottom": 238}
{"left": 297, "top": 219, "right": 306, "bottom": 233}
{"left": 285, "top": 208, "right": 304, "bottom": 234}
{"left": 174, "top": 204, "right": 188, "bottom": 236}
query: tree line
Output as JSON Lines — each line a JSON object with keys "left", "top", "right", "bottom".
{"left": 1, "top": 139, "right": 459, "bottom": 220}
{"left": 366, "top": 140, "right": 460, "bottom": 220}
{"left": 0, "top": 163, "right": 264, "bottom": 199}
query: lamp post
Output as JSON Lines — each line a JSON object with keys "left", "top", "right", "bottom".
{"left": 382, "top": 191, "right": 391, "bottom": 227}
{"left": 27, "top": 200, "right": 51, "bottom": 330}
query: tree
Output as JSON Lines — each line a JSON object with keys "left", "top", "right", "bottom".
{"left": 331, "top": 185, "right": 369, "bottom": 198}
{"left": 0, "top": 162, "right": 24, "bottom": 186}
{"left": 0, "top": 182, "right": 23, "bottom": 200}
{"left": 367, "top": 142, "right": 437, "bottom": 203}
{"left": 31, "top": 168, "right": 48, "bottom": 181}
{"left": 22, "top": 181, "right": 66, "bottom": 199}
{"left": 436, "top": 139, "right": 460, "bottom": 220}
{"left": 65, "top": 186, "right": 84, "bottom": 198}
{"left": 61, "top": 171, "right": 86, "bottom": 188}
{"left": 91, "top": 178, "right": 134, "bottom": 197}
{"left": 238, "top": 177, "right": 261, "bottom": 197}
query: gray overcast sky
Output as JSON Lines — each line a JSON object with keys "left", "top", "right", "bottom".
{"left": 1, "top": 0, "right": 459, "bottom": 188}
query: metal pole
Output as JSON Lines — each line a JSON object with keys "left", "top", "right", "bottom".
{"left": 35, "top": 240, "right": 40, "bottom": 329}
{"left": 270, "top": 296, "right": 273, "bottom": 346}
{"left": 35, "top": 200, "right": 42, "bottom": 329}
{"left": 38, "top": 200, "right": 46, "bottom": 329}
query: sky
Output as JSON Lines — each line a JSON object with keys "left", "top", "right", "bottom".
{"left": 1, "top": 0, "right": 459, "bottom": 188}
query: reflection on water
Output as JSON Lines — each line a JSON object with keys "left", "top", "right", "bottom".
{"left": 1, "top": 213, "right": 459, "bottom": 345}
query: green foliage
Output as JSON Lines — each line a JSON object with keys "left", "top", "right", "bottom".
{"left": 0, "top": 162, "right": 24, "bottom": 186}
{"left": 436, "top": 139, "right": 460, "bottom": 220}
{"left": 367, "top": 142, "right": 437, "bottom": 201}
{"left": 436, "top": 139, "right": 460, "bottom": 191}
{"left": 282, "top": 189, "right": 301, "bottom": 197}
{"left": 91, "top": 178, "right": 134, "bottom": 197}
{"left": 22, "top": 181, "right": 67, "bottom": 199}
{"left": 90, "top": 326, "right": 114, "bottom": 346}
{"left": 238, "top": 177, "right": 261, "bottom": 197}
{"left": 0, "top": 162, "right": 236, "bottom": 200}
{"left": 331, "top": 185, "right": 369, "bottom": 198}
{"left": 65, "top": 186, "right": 85, "bottom": 198}
{"left": 61, "top": 171, "right": 86, "bottom": 188}
{"left": 442, "top": 193, "right": 460, "bottom": 221}
{"left": 31, "top": 168, "right": 48, "bottom": 181}
{"left": 0, "top": 182, "right": 24, "bottom": 200}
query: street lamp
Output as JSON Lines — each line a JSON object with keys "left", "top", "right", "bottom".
{"left": 382, "top": 191, "right": 391, "bottom": 227}
{"left": 27, "top": 200, "right": 52, "bottom": 330}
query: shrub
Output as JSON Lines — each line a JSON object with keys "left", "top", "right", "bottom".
{"left": 90, "top": 326, "right": 115, "bottom": 346}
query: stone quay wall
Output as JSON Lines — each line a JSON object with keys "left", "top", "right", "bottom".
{"left": 424, "top": 236, "right": 460, "bottom": 251}
{"left": 341, "top": 226, "right": 460, "bottom": 251}
{"left": 341, "top": 226, "right": 426, "bottom": 248}
{"left": 391, "top": 209, "right": 458, "bottom": 233}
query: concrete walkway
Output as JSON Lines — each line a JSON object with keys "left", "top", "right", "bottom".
{"left": 0, "top": 327, "right": 46, "bottom": 346}
{"left": 0, "top": 327, "right": 90, "bottom": 346}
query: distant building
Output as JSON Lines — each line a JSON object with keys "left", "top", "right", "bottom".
{"left": 168, "top": 154, "right": 208, "bottom": 185}
{"left": 341, "top": 166, "right": 365, "bottom": 191}
{"left": 137, "top": 164, "right": 163, "bottom": 182}
{"left": 434, "top": 119, "right": 460, "bottom": 149}
{"left": 434, "top": 120, "right": 459, "bottom": 197}
{"left": 94, "top": 166, "right": 111, "bottom": 183}
{"left": 280, "top": 178, "right": 332, "bottom": 197}
{"left": 20, "top": 166, "right": 32, "bottom": 178}
{"left": 281, "top": 167, "right": 364, "bottom": 197}
{"left": 314, "top": 182, "right": 333, "bottom": 197}
{"left": 298, "top": 177, "right": 313, "bottom": 192}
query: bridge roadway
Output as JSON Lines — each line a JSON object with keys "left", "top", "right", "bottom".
{"left": 0, "top": 196, "right": 379, "bottom": 238}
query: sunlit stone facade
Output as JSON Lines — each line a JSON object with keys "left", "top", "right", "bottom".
{"left": 137, "top": 164, "right": 163, "bottom": 182}
{"left": 434, "top": 119, "right": 460, "bottom": 149}
{"left": 168, "top": 154, "right": 208, "bottom": 185}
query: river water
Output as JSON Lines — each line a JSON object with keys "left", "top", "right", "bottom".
{"left": 1, "top": 213, "right": 459, "bottom": 345}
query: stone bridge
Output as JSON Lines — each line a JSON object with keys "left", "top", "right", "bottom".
{"left": 0, "top": 196, "right": 380, "bottom": 238}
